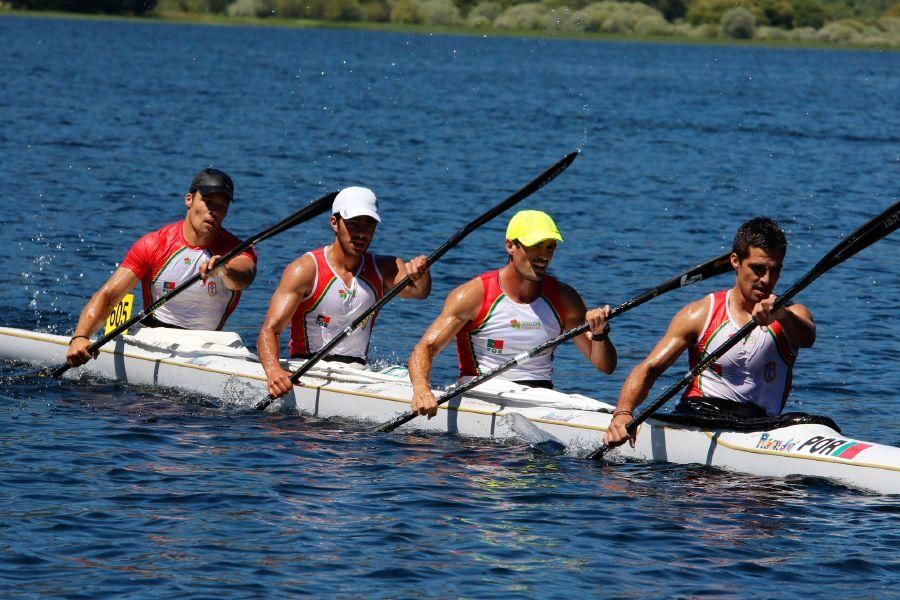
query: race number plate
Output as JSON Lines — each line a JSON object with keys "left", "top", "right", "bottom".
{"left": 104, "top": 293, "right": 134, "bottom": 335}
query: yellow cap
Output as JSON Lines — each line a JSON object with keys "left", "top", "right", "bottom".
{"left": 505, "top": 210, "right": 564, "bottom": 247}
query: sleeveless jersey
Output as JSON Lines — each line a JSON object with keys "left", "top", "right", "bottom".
{"left": 289, "top": 246, "right": 385, "bottom": 361}
{"left": 684, "top": 289, "right": 798, "bottom": 416}
{"left": 120, "top": 222, "right": 257, "bottom": 330}
{"left": 456, "top": 270, "right": 568, "bottom": 382}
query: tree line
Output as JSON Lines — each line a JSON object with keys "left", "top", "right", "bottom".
{"left": 7, "top": 0, "right": 900, "bottom": 45}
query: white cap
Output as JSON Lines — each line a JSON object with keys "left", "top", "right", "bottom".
{"left": 332, "top": 187, "right": 381, "bottom": 223}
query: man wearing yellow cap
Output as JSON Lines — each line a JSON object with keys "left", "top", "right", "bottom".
{"left": 408, "top": 210, "right": 617, "bottom": 418}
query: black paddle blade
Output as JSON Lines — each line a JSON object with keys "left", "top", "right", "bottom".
{"left": 816, "top": 200, "right": 899, "bottom": 274}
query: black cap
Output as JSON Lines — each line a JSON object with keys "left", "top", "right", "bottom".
{"left": 189, "top": 168, "right": 234, "bottom": 201}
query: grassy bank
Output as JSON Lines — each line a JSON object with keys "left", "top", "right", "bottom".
{"left": 2, "top": 7, "right": 898, "bottom": 50}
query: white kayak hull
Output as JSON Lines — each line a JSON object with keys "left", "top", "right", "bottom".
{"left": 2, "top": 326, "right": 899, "bottom": 495}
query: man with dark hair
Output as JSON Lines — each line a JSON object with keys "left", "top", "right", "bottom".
{"left": 407, "top": 210, "right": 616, "bottom": 419}
{"left": 257, "top": 186, "right": 431, "bottom": 399}
{"left": 66, "top": 168, "right": 258, "bottom": 367}
{"left": 604, "top": 217, "right": 816, "bottom": 448}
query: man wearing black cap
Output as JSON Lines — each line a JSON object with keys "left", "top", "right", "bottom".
{"left": 66, "top": 168, "right": 258, "bottom": 367}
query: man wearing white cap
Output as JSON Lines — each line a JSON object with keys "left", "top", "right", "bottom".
{"left": 408, "top": 209, "right": 616, "bottom": 418}
{"left": 258, "top": 187, "right": 431, "bottom": 398}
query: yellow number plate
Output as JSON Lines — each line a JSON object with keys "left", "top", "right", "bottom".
{"left": 104, "top": 293, "right": 135, "bottom": 335}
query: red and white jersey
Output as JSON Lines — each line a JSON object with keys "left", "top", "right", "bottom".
{"left": 289, "top": 246, "right": 384, "bottom": 361}
{"left": 456, "top": 270, "right": 567, "bottom": 382}
{"left": 684, "top": 289, "right": 798, "bottom": 416}
{"left": 120, "top": 222, "right": 257, "bottom": 330}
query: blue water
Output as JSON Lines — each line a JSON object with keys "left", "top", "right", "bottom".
{"left": 1, "top": 14, "right": 899, "bottom": 597}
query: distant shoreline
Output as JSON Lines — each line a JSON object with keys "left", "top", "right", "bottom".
{"left": 2, "top": 9, "right": 897, "bottom": 52}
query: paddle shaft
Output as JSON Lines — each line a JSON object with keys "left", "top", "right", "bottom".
{"left": 51, "top": 191, "right": 338, "bottom": 378}
{"left": 375, "top": 251, "right": 734, "bottom": 433}
{"left": 588, "top": 200, "right": 900, "bottom": 460}
{"left": 253, "top": 151, "right": 580, "bottom": 411}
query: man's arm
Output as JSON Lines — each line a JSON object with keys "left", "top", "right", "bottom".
{"left": 378, "top": 255, "right": 431, "bottom": 299}
{"left": 408, "top": 278, "right": 482, "bottom": 418}
{"left": 603, "top": 297, "right": 709, "bottom": 447}
{"left": 558, "top": 283, "right": 617, "bottom": 375}
{"left": 66, "top": 267, "right": 140, "bottom": 366}
{"left": 753, "top": 298, "right": 816, "bottom": 348}
{"left": 200, "top": 254, "right": 257, "bottom": 291}
{"left": 256, "top": 255, "right": 316, "bottom": 398}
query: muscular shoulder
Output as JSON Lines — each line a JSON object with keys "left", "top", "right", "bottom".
{"left": 443, "top": 276, "right": 485, "bottom": 322}
{"left": 279, "top": 253, "right": 317, "bottom": 291}
{"left": 669, "top": 295, "right": 712, "bottom": 344}
{"left": 131, "top": 222, "right": 179, "bottom": 251}
{"left": 121, "top": 222, "right": 180, "bottom": 277}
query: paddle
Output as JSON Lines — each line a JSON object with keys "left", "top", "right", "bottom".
{"left": 46, "top": 191, "right": 338, "bottom": 379}
{"left": 374, "top": 251, "right": 734, "bottom": 434}
{"left": 252, "top": 150, "right": 580, "bottom": 412}
{"left": 587, "top": 200, "right": 900, "bottom": 461}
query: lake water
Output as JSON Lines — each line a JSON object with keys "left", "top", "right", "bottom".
{"left": 1, "top": 14, "right": 899, "bottom": 597}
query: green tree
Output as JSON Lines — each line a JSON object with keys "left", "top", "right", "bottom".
{"left": 720, "top": 5, "right": 756, "bottom": 36}
{"left": 758, "top": 0, "right": 793, "bottom": 27}
{"left": 642, "top": 0, "right": 687, "bottom": 21}
{"left": 493, "top": 2, "right": 546, "bottom": 28}
{"left": 12, "top": 0, "right": 157, "bottom": 13}
{"left": 466, "top": 0, "right": 502, "bottom": 25}
{"left": 418, "top": 0, "right": 461, "bottom": 23}
{"left": 390, "top": 0, "right": 422, "bottom": 22}
{"left": 790, "top": 0, "right": 828, "bottom": 27}
{"left": 686, "top": 0, "right": 764, "bottom": 24}
{"left": 359, "top": 0, "right": 389, "bottom": 20}
{"left": 323, "top": 0, "right": 362, "bottom": 20}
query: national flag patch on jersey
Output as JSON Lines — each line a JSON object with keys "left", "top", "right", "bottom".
{"left": 316, "top": 314, "right": 331, "bottom": 328}
{"left": 338, "top": 289, "right": 347, "bottom": 299}
{"left": 163, "top": 281, "right": 176, "bottom": 292}
{"left": 764, "top": 361, "right": 776, "bottom": 382}
{"left": 487, "top": 339, "right": 504, "bottom": 354}
{"left": 183, "top": 257, "right": 193, "bottom": 266}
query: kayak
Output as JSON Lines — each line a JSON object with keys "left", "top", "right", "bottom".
{"left": 2, "top": 325, "right": 898, "bottom": 495}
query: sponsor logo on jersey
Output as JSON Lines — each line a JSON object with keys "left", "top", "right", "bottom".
{"left": 487, "top": 339, "right": 504, "bottom": 354}
{"left": 207, "top": 281, "right": 217, "bottom": 296}
{"left": 316, "top": 314, "right": 331, "bottom": 328}
{"left": 764, "top": 361, "right": 776, "bottom": 382}
{"left": 510, "top": 319, "right": 541, "bottom": 330}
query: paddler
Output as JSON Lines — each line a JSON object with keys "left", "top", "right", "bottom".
{"left": 257, "top": 186, "right": 431, "bottom": 399}
{"left": 66, "top": 168, "right": 258, "bottom": 367}
{"left": 407, "top": 210, "right": 617, "bottom": 418}
{"left": 604, "top": 217, "right": 816, "bottom": 448}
